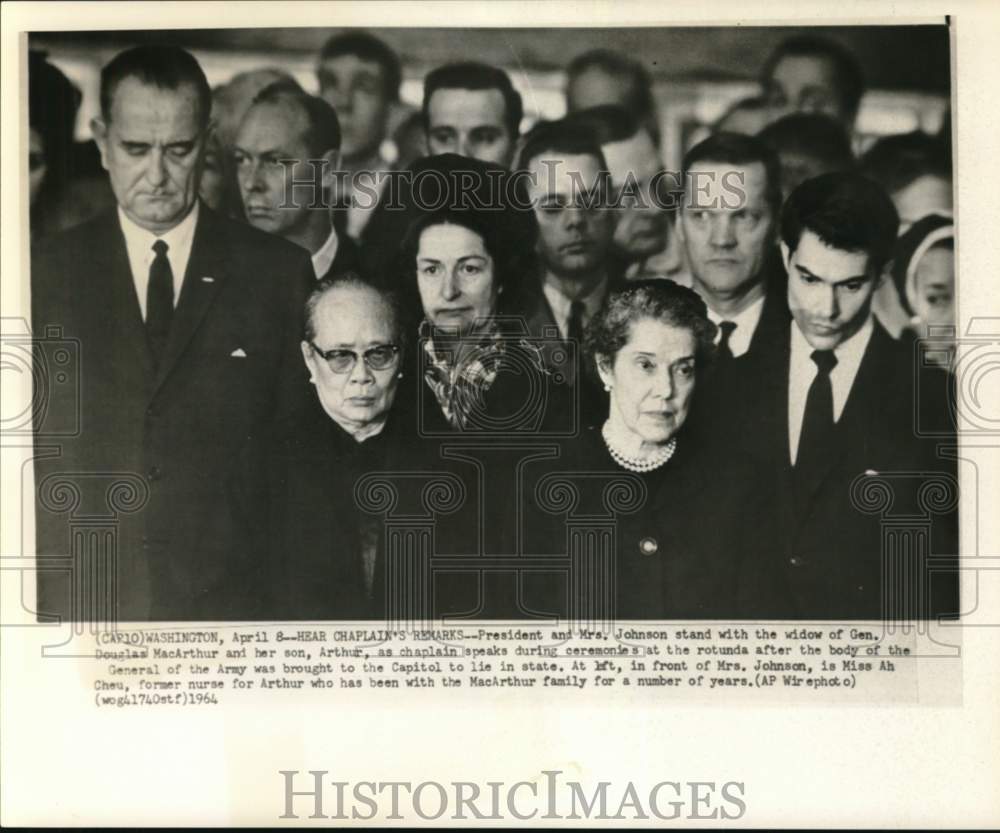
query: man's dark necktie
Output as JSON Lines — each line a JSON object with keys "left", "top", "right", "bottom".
{"left": 146, "top": 239, "right": 174, "bottom": 366}
{"left": 795, "top": 349, "right": 838, "bottom": 485}
{"left": 567, "top": 300, "right": 586, "bottom": 345}
{"left": 716, "top": 320, "right": 737, "bottom": 362}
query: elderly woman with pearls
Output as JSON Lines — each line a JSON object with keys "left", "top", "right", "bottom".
{"left": 525, "top": 280, "right": 777, "bottom": 620}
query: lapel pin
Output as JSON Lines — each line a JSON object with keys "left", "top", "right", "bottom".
{"left": 201, "top": 276, "right": 215, "bottom": 283}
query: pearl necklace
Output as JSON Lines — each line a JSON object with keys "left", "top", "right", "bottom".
{"left": 601, "top": 420, "right": 677, "bottom": 473}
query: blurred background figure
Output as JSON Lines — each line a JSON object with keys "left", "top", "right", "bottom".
{"left": 316, "top": 30, "right": 401, "bottom": 240}
{"left": 859, "top": 130, "right": 952, "bottom": 233}
{"left": 234, "top": 80, "right": 359, "bottom": 279}
{"left": 761, "top": 35, "right": 864, "bottom": 132}
{"left": 713, "top": 96, "right": 771, "bottom": 136}
{"left": 565, "top": 104, "right": 685, "bottom": 281}
{"left": 758, "top": 112, "right": 855, "bottom": 201}
{"left": 28, "top": 50, "right": 114, "bottom": 239}
{"left": 28, "top": 50, "right": 78, "bottom": 236}
{"left": 859, "top": 130, "right": 953, "bottom": 337}
{"left": 209, "top": 67, "right": 295, "bottom": 217}
{"left": 883, "top": 214, "right": 955, "bottom": 355}
{"left": 565, "top": 48, "right": 660, "bottom": 144}
{"left": 198, "top": 127, "right": 227, "bottom": 212}
{"left": 390, "top": 110, "right": 427, "bottom": 171}
{"left": 212, "top": 67, "right": 295, "bottom": 150}
{"left": 422, "top": 61, "right": 522, "bottom": 168}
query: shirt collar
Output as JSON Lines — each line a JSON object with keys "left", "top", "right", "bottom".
{"left": 542, "top": 273, "right": 608, "bottom": 325}
{"left": 706, "top": 293, "right": 767, "bottom": 358}
{"left": 311, "top": 226, "right": 340, "bottom": 280}
{"left": 790, "top": 314, "right": 874, "bottom": 377}
{"left": 118, "top": 201, "right": 199, "bottom": 263}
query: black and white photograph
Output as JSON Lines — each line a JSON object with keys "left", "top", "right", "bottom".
{"left": 24, "top": 20, "right": 959, "bottom": 623}
{"left": 2, "top": 1, "right": 998, "bottom": 828}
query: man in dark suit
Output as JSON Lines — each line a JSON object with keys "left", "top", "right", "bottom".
{"left": 233, "top": 80, "right": 359, "bottom": 280}
{"left": 31, "top": 45, "right": 314, "bottom": 622}
{"left": 727, "top": 172, "right": 958, "bottom": 620}
{"left": 676, "top": 133, "right": 791, "bottom": 367}
{"left": 510, "top": 119, "right": 619, "bottom": 427}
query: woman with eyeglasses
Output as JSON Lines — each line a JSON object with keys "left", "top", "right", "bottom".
{"left": 229, "top": 273, "right": 408, "bottom": 619}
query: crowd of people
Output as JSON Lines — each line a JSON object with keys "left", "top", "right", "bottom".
{"left": 29, "top": 31, "right": 958, "bottom": 623}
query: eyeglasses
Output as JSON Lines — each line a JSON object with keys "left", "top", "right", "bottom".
{"left": 308, "top": 342, "right": 400, "bottom": 374}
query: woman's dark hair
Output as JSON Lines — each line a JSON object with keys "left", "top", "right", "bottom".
{"left": 396, "top": 206, "right": 528, "bottom": 315}
{"left": 585, "top": 279, "right": 718, "bottom": 369}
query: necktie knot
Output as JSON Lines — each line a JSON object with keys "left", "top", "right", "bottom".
{"left": 152, "top": 239, "right": 169, "bottom": 257}
{"left": 715, "top": 320, "right": 737, "bottom": 361}
{"left": 810, "top": 349, "right": 837, "bottom": 375}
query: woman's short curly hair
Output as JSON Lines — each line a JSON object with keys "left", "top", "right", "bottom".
{"left": 585, "top": 279, "right": 718, "bottom": 369}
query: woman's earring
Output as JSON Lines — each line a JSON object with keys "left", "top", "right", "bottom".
{"left": 397, "top": 372, "right": 404, "bottom": 379}
{"left": 604, "top": 383, "right": 612, "bottom": 392}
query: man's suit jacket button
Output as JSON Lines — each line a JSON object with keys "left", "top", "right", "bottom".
{"left": 639, "top": 537, "right": 658, "bottom": 556}
{"left": 789, "top": 556, "right": 803, "bottom": 567}
{"left": 146, "top": 407, "right": 157, "bottom": 419}
{"left": 148, "top": 466, "right": 162, "bottom": 482}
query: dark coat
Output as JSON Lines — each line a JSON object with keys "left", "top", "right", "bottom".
{"left": 719, "top": 319, "right": 959, "bottom": 620}
{"left": 316, "top": 232, "right": 361, "bottom": 282}
{"left": 31, "top": 204, "right": 314, "bottom": 621}
{"left": 229, "top": 396, "right": 406, "bottom": 620}
{"left": 519, "top": 423, "right": 778, "bottom": 620}
{"left": 505, "top": 270, "right": 623, "bottom": 431}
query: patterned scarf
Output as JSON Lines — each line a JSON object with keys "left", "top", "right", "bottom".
{"left": 420, "top": 319, "right": 510, "bottom": 430}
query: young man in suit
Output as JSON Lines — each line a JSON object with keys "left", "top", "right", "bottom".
{"left": 233, "top": 80, "right": 359, "bottom": 280}
{"left": 315, "top": 31, "right": 400, "bottom": 241}
{"left": 729, "top": 172, "right": 958, "bottom": 620}
{"left": 31, "top": 45, "right": 314, "bottom": 621}
{"left": 510, "top": 118, "right": 618, "bottom": 427}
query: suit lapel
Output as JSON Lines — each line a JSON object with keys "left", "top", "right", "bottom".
{"left": 99, "top": 213, "right": 156, "bottom": 380}
{"left": 153, "top": 206, "right": 230, "bottom": 391}
{"left": 748, "top": 256, "right": 790, "bottom": 359}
